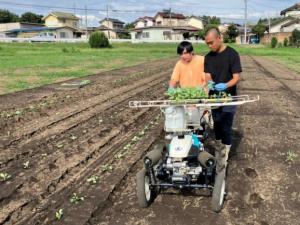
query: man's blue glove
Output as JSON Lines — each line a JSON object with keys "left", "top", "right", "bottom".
{"left": 215, "top": 83, "right": 227, "bottom": 91}
{"left": 207, "top": 81, "right": 215, "bottom": 90}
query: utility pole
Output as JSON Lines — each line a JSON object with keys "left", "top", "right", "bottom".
{"left": 169, "top": 8, "right": 172, "bottom": 27}
{"left": 106, "top": 4, "right": 110, "bottom": 39}
{"left": 268, "top": 14, "right": 271, "bottom": 44}
{"left": 244, "top": 0, "right": 248, "bottom": 44}
{"left": 73, "top": 3, "right": 76, "bottom": 15}
{"left": 85, "top": 4, "right": 88, "bottom": 40}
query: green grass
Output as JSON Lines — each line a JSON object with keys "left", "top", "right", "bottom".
{"left": 230, "top": 44, "right": 300, "bottom": 73}
{"left": 0, "top": 42, "right": 299, "bottom": 95}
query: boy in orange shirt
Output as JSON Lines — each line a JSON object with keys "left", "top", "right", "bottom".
{"left": 169, "top": 41, "right": 206, "bottom": 89}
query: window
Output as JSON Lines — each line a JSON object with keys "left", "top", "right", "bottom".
{"left": 60, "top": 32, "right": 66, "bottom": 38}
{"left": 142, "top": 32, "right": 150, "bottom": 38}
{"left": 73, "top": 22, "right": 78, "bottom": 27}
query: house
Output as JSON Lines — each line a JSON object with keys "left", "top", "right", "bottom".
{"left": 134, "top": 17, "right": 155, "bottom": 28}
{"left": 269, "top": 16, "right": 294, "bottom": 33}
{"left": 154, "top": 11, "right": 186, "bottom": 26}
{"left": 130, "top": 11, "right": 203, "bottom": 41}
{"left": 42, "top": 11, "right": 80, "bottom": 29}
{"left": 187, "top": 16, "right": 205, "bottom": 30}
{"left": 281, "top": 18, "right": 300, "bottom": 32}
{"left": 280, "top": 3, "right": 300, "bottom": 18}
{"left": 98, "top": 18, "right": 127, "bottom": 39}
{"left": 0, "top": 22, "right": 45, "bottom": 37}
{"left": 130, "top": 26, "right": 200, "bottom": 42}
{"left": 4, "top": 26, "right": 77, "bottom": 38}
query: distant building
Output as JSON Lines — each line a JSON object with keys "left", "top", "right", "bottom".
{"left": 130, "top": 11, "right": 203, "bottom": 41}
{"left": 98, "top": 18, "right": 127, "bottom": 39}
{"left": 280, "top": 3, "right": 300, "bottom": 18}
{"left": 4, "top": 26, "right": 77, "bottom": 38}
{"left": 42, "top": 11, "right": 80, "bottom": 29}
{"left": 0, "top": 22, "right": 44, "bottom": 37}
{"left": 154, "top": 11, "right": 186, "bottom": 27}
{"left": 134, "top": 17, "right": 155, "bottom": 28}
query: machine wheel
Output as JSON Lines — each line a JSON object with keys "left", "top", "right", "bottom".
{"left": 211, "top": 170, "right": 226, "bottom": 212}
{"left": 136, "top": 169, "right": 156, "bottom": 208}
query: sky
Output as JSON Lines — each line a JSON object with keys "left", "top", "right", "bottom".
{"left": 0, "top": 0, "right": 298, "bottom": 26}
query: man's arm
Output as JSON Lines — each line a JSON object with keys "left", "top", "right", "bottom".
{"left": 226, "top": 73, "right": 240, "bottom": 88}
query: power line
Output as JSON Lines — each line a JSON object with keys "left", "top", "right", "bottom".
{"left": 0, "top": 1, "right": 158, "bottom": 13}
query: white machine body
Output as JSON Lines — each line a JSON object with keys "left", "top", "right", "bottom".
{"left": 169, "top": 135, "right": 193, "bottom": 158}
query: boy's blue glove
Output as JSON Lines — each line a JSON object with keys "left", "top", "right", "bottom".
{"left": 207, "top": 81, "right": 215, "bottom": 90}
{"left": 215, "top": 83, "right": 227, "bottom": 91}
{"left": 167, "top": 87, "right": 175, "bottom": 94}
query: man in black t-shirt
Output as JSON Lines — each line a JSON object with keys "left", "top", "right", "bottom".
{"left": 204, "top": 27, "right": 242, "bottom": 172}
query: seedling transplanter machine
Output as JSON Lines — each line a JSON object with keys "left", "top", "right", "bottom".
{"left": 129, "top": 95, "right": 259, "bottom": 212}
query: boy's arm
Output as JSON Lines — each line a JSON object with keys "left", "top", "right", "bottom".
{"left": 169, "top": 62, "right": 180, "bottom": 88}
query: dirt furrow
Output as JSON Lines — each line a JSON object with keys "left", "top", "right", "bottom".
{"left": 5, "top": 111, "right": 161, "bottom": 225}
{"left": 0, "top": 75, "right": 169, "bottom": 165}
{"left": 0, "top": 70, "right": 170, "bottom": 149}
{"left": 27, "top": 119, "right": 164, "bottom": 225}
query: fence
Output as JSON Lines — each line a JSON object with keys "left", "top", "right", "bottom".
{"left": 0, "top": 37, "right": 204, "bottom": 44}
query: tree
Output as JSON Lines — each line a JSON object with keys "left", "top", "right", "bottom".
{"left": 271, "top": 37, "right": 278, "bottom": 48}
{"left": 89, "top": 32, "right": 109, "bottom": 48}
{"left": 291, "top": 29, "right": 300, "bottom": 47}
{"left": 20, "top": 12, "right": 43, "bottom": 24}
{"left": 252, "top": 22, "right": 267, "bottom": 38}
{"left": 0, "top": 9, "right": 19, "bottom": 23}
{"left": 224, "top": 24, "right": 239, "bottom": 43}
{"left": 283, "top": 38, "right": 288, "bottom": 47}
{"left": 124, "top": 22, "right": 135, "bottom": 30}
{"left": 202, "top": 15, "right": 221, "bottom": 25}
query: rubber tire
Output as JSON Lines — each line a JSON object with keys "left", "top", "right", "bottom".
{"left": 136, "top": 169, "right": 155, "bottom": 208}
{"left": 211, "top": 170, "right": 226, "bottom": 212}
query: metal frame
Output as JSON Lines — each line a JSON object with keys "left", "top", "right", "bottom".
{"left": 129, "top": 95, "right": 259, "bottom": 108}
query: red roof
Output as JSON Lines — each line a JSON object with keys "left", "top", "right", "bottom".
{"left": 155, "top": 12, "right": 186, "bottom": 19}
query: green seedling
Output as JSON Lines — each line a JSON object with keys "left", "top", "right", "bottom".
{"left": 15, "top": 110, "right": 22, "bottom": 116}
{"left": 0, "top": 172, "right": 12, "bottom": 181}
{"left": 101, "top": 164, "right": 113, "bottom": 172}
{"left": 70, "top": 193, "right": 84, "bottom": 204}
{"left": 55, "top": 208, "right": 64, "bottom": 220}
{"left": 80, "top": 80, "right": 91, "bottom": 86}
{"left": 56, "top": 143, "right": 64, "bottom": 149}
{"left": 138, "top": 131, "right": 145, "bottom": 136}
{"left": 23, "top": 161, "right": 30, "bottom": 169}
{"left": 70, "top": 135, "right": 77, "bottom": 140}
{"left": 87, "top": 175, "right": 100, "bottom": 184}
{"left": 166, "top": 87, "right": 208, "bottom": 101}
{"left": 29, "top": 105, "right": 36, "bottom": 110}
{"left": 123, "top": 143, "right": 131, "bottom": 151}
{"left": 132, "top": 136, "right": 140, "bottom": 142}
{"left": 115, "top": 153, "right": 124, "bottom": 159}
{"left": 286, "top": 150, "right": 298, "bottom": 162}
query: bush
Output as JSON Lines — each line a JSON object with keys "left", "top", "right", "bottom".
{"left": 271, "top": 37, "right": 278, "bottom": 48}
{"left": 291, "top": 29, "right": 300, "bottom": 47}
{"left": 277, "top": 42, "right": 283, "bottom": 48}
{"left": 283, "top": 38, "right": 288, "bottom": 47}
{"left": 89, "top": 32, "right": 109, "bottom": 48}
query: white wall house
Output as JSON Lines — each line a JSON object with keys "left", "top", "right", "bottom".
{"left": 280, "top": 3, "right": 300, "bottom": 18}
{"left": 134, "top": 17, "right": 154, "bottom": 28}
{"left": 269, "top": 17, "right": 294, "bottom": 33}
{"left": 281, "top": 18, "right": 300, "bottom": 32}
